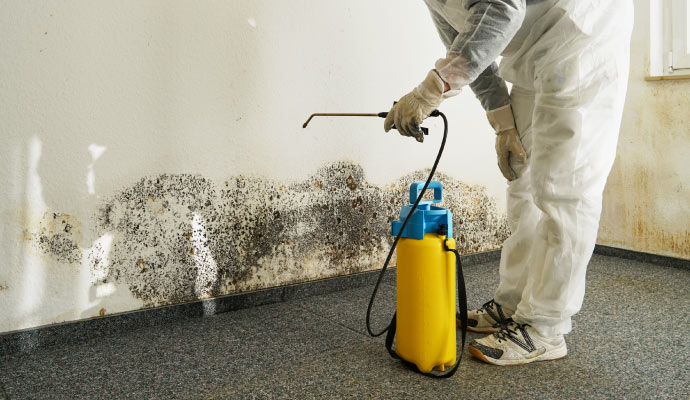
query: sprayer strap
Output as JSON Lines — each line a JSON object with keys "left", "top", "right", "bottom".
{"left": 384, "top": 248, "right": 467, "bottom": 379}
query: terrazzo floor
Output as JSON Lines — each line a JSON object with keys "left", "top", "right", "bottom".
{"left": 1, "top": 254, "right": 689, "bottom": 399}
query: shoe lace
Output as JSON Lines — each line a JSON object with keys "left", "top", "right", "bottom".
{"left": 493, "top": 319, "right": 530, "bottom": 344}
{"left": 479, "top": 299, "right": 495, "bottom": 314}
{"left": 479, "top": 299, "right": 508, "bottom": 328}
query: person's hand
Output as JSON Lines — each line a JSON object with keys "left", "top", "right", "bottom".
{"left": 384, "top": 70, "right": 447, "bottom": 143}
{"left": 487, "top": 104, "right": 526, "bottom": 181}
{"left": 495, "top": 128, "right": 526, "bottom": 181}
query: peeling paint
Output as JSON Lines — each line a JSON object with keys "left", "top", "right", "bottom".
{"left": 28, "top": 162, "right": 508, "bottom": 308}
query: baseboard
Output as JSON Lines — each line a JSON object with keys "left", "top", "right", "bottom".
{"left": 594, "top": 244, "right": 690, "bottom": 270}
{"left": 0, "top": 249, "right": 502, "bottom": 356}
{"left": 5, "top": 246, "right": 683, "bottom": 357}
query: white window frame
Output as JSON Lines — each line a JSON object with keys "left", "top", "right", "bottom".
{"left": 670, "top": 0, "right": 690, "bottom": 70}
{"left": 647, "top": 0, "right": 690, "bottom": 80}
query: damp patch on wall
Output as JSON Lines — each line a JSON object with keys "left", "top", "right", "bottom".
{"left": 27, "top": 161, "right": 509, "bottom": 308}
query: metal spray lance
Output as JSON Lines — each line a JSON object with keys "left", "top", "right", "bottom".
{"left": 302, "top": 110, "right": 430, "bottom": 136}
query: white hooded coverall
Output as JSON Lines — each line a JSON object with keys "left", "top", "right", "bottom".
{"left": 424, "top": 0, "right": 634, "bottom": 337}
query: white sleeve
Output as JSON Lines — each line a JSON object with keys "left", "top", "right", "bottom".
{"left": 434, "top": 0, "right": 525, "bottom": 91}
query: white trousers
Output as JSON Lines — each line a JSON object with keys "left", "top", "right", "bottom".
{"left": 494, "top": 0, "right": 634, "bottom": 337}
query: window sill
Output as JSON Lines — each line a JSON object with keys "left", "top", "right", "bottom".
{"left": 645, "top": 73, "right": 690, "bottom": 81}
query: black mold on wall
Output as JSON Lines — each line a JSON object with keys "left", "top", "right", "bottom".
{"left": 30, "top": 161, "right": 509, "bottom": 308}
{"left": 94, "top": 174, "right": 221, "bottom": 305}
{"left": 32, "top": 213, "right": 82, "bottom": 264}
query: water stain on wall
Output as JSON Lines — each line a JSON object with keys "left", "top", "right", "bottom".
{"left": 600, "top": 122, "right": 690, "bottom": 260}
{"left": 28, "top": 161, "right": 509, "bottom": 308}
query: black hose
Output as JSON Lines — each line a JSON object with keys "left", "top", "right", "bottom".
{"left": 366, "top": 110, "right": 448, "bottom": 337}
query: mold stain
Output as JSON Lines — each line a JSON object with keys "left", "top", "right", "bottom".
{"left": 600, "top": 150, "right": 690, "bottom": 260}
{"left": 28, "top": 162, "right": 509, "bottom": 308}
{"left": 28, "top": 212, "right": 82, "bottom": 264}
{"left": 599, "top": 76, "right": 690, "bottom": 261}
{"left": 631, "top": 216, "right": 690, "bottom": 260}
{"left": 94, "top": 174, "right": 221, "bottom": 306}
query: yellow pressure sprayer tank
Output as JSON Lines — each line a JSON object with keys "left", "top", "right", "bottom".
{"left": 383, "top": 181, "right": 466, "bottom": 377}
{"left": 396, "top": 233, "right": 456, "bottom": 373}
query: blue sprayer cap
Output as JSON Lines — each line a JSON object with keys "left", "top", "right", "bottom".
{"left": 391, "top": 181, "right": 453, "bottom": 240}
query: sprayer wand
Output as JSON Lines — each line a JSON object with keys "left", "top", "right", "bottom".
{"left": 302, "top": 111, "right": 430, "bottom": 136}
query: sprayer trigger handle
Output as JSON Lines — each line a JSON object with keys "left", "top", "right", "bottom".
{"left": 389, "top": 125, "right": 428, "bottom": 136}
{"left": 378, "top": 113, "right": 430, "bottom": 136}
{"left": 379, "top": 103, "right": 434, "bottom": 135}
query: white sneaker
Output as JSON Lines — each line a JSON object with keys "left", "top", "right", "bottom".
{"left": 457, "top": 299, "right": 511, "bottom": 333}
{"left": 468, "top": 320, "right": 568, "bottom": 366}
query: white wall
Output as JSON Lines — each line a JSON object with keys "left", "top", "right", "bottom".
{"left": 598, "top": 0, "right": 690, "bottom": 260}
{"left": 0, "top": 1, "right": 507, "bottom": 333}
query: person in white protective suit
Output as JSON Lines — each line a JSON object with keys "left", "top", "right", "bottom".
{"left": 384, "top": 0, "right": 634, "bottom": 366}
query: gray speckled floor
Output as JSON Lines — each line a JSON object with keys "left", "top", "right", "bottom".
{"left": 1, "top": 254, "right": 689, "bottom": 399}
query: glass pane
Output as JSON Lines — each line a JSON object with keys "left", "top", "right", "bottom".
{"left": 687, "top": 1, "right": 690, "bottom": 53}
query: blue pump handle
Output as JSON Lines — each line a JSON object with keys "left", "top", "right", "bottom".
{"left": 409, "top": 181, "right": 442, "bottom": 204}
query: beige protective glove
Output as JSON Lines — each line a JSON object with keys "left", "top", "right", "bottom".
{"left": 487, "top": 104, "right": 527, "bottom": 181}
{"left": 384, "top": 70, "right": 458, "bottom": 142}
